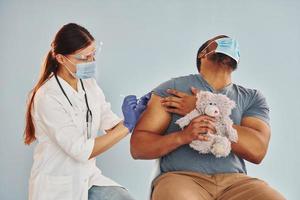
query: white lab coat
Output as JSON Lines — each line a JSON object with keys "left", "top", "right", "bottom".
{"left": 28, "top": 74, "right": 123, "bottom": 200}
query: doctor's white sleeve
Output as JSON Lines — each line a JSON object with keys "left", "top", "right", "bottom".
{"left": 34, "top": 94, "right": 95, "bottom": 163}
{"left": 95, "top": 83, "right": 122, "bottom": 132}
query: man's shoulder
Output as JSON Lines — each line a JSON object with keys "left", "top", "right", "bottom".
{"left": 156, "top": 74, "right": 199, "bottom": 89}
{"left": 233, "top": 84, "right": 267, "bottom": 106}
{"left": 152, "top": 74, "right": 199, "bottom": 97}
{"left": 172, "top": 74, "right": 198, "bottom": 81}
{"left": 233, "top": 83, "right": 262, "bottom": 96}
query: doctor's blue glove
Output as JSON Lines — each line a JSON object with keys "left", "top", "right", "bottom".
{"left": 122, "top": 92, "right": 151, "bottom": 132}
{"left": 138, "top": 92, "right": 151, "bottom": 106}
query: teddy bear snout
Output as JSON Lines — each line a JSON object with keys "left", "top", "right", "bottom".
{"left": 204, "top": 105, "right": 220, "bottom": 117}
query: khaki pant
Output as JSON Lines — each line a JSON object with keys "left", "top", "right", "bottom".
{"left": 151, "top": 171, "right": 285, "bottom": 200}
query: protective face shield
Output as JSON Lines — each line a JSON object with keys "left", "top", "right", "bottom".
{"left": 72, "top": 41, "right": 103, "bottom": 61}
{"left": 201, "top": 38, "right": 240, "bottom": 63}
{"left": 63, "top": 41, "right": 103, "bottom": 79}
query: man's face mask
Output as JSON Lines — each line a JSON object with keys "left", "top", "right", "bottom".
{"left": 201, "top": 38, "right": 240, "bottom": 64}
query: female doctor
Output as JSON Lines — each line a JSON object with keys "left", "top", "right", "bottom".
{"left": 24, "top": 23, "right": 149, "bottom": 200}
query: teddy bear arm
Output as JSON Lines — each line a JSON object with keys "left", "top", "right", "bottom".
{"left": 175, "top": 109, "right": 200, "bottom": 129}
{"left": 225, "top": 121, "right": 238, "bottom": 142}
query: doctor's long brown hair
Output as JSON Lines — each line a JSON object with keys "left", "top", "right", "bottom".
{"left": 24, "top": 23, "right": 95, "bottom": 145}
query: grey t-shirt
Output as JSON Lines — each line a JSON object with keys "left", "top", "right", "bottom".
{"left": 152, "top": 74, "right": 270, "bottom": 175}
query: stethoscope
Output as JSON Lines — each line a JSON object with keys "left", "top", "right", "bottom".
{"left": 54, "top": 73, "right": 92, "bottom": 139}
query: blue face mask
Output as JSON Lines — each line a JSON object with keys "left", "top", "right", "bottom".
{"left": 75, "top": 61, "right": 97, "bottom": 79}
{"left": 63, "top": 56, "right": 97, "bottom": 79}
{"left": 203, "top": 38, "right": 240, "bottom": 63}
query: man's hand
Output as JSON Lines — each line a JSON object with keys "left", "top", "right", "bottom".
{"left": 161, "top": 87, "right": 199, "bottom": 116}
{"left": 180, "top": 115, "right": 216, "bottom": 144}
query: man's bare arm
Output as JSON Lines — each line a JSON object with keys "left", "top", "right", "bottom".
{"left": 232, "top": 117, "right": 271, "bottom": 164}
{"left": 130, "top": 94, "right": 186, "bottom": 159}
{"left": 130, "top": 94, "right": 214, "bottom": 160}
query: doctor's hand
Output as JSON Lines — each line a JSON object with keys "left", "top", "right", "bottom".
{"left": 122, "top": 92, "right": 151, "bottom": 132}
{"left": 161, "top": 87, "right": 199, "bottom": 116}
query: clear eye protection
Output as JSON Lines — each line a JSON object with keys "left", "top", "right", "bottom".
{"left": 73, "top": 41, "right": 103, "bottom": 62}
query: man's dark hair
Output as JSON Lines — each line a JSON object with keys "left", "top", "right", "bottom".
{"left": 196, "top": 35, "right": 237, "bottom": 72}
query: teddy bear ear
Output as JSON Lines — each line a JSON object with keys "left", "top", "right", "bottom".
{"left": 206, "top": 91, "right": 215, "bottom": 99}
{"left": 197, "top": 91, "right": 211, "bottom": 109}
{"left": 198, "top": 91, "right": 209, "bottom": 101}
{"left": 228, "top": 99, "right": 236, "bottom": 109}
{"left": 216, "top": 94, "right": 226, "bottom": 104}
{"left": 215, "top": 94, "right": 235, "bottom": 112}
{"left": 196, "top": 90, "right": 202, "bottom": 99}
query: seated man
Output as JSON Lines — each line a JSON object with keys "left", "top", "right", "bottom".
{"left": 130, "top": 35, "right": 285, "bottom": 200}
